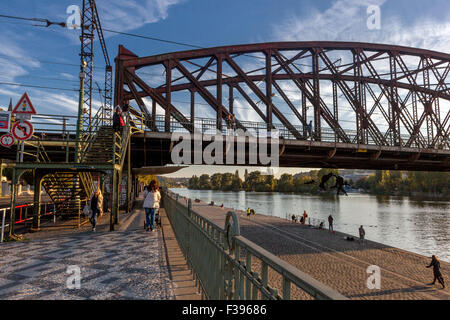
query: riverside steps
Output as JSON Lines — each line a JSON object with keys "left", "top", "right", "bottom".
{"left": 171, "top": 193, "right": 450, "bottom": 300}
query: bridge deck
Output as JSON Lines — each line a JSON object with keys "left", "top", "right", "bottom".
{"left": 183, "top": 197, "right": 450, "bottom": 300}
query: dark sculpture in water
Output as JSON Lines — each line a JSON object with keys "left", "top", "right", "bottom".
{"left": 304, "top": 173, "right": 349, "bottom": 196}
{"left": 331, "top": 175, "right": 349, "bottom": 196}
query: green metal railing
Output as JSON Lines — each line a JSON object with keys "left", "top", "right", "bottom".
{"left": 163, "top": 191, "right": 347, "bottom": 300}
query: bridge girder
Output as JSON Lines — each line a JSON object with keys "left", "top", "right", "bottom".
{"left": 114, "top": 41, "right": 450, "bottom": 153}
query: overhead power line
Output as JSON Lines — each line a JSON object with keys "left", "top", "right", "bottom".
{"left": 0, "top": 13, "right": 66, "bottom": 28}
{"left": 102, "top": 28, "right": 203, "bottom": 49}
{"left": 0, "top": 81, "right": 79, "bottom": 92}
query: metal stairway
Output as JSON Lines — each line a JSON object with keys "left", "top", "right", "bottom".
{"left": 41, "top": 171, "right": 94, "bottom": 217}
{"left": 82, "top": 126, "right": 116, "bottom": 164}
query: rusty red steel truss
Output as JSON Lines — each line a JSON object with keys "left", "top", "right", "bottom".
{"left": 114, "top": 42, "right": 450, "bottom": 151}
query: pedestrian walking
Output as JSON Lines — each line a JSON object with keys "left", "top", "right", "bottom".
{"left": 426, "top": 255, "right": 445, "bottom": 289}
{"left": 227, "top": 114, "right": 232, "bottom": 129}
{"left": 359, "top": 225, "right": 365, "bottom": 243}
{"left": 232, "top": 114, "right": 236, "bottom": 130}
{"left": 307, "top": 121, "right": 313, "bottom": 139}
{"left": 247, "top": 207, "right": 251, "bottom": 218}
{"left": 328, "top": 214, "right": 334, "bottom": 231}
{"left": 143, "top": 180, "right": 161, "bottom": 232}
{"left": 90, "top": 188, "right": 103, "bottom": 232}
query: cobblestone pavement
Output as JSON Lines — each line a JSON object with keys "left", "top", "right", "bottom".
{"left": 181, "top": 197, "right": 450, "bottom": 300}
{"left": 0, "top": 227, "right": 175, "bottom": 300}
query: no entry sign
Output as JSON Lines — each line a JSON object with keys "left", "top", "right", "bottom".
{"left": 0, "top": 133, "right": 14, "bottom": 148}
{"left": 12, "top": 120, "right": 34, "bottom": 141}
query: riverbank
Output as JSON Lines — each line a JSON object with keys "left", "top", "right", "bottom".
{"left": 186, "top": 187, "right": 450, "bottom": 200}
{"left": 171, "top": 188, "right": 450, "bottom": 262}
{"left": 177, "top": 195, "right": 450, "bottom": 300}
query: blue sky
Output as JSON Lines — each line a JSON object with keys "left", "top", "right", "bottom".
{"left": 1, "top": 0, "right": 449, "bottom": 177}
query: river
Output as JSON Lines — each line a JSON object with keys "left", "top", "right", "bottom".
{"left": 170, "top": 188, "right": 450, "bottom": 262}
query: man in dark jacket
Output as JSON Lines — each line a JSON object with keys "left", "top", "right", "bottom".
{"left": 113, "top": 107, "right": 124, "bottom": 132}
{"left": 427, "top": 255, "right": 445, "bottom": 289}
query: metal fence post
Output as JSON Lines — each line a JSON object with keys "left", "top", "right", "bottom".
{"left": 1, "top": 209, "right": 6, "bottom": 243}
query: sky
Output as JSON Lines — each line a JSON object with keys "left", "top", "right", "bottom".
{"left": 0, "top": 0, "right": 449, "bottom": 178}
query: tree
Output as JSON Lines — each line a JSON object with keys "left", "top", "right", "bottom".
{"left": 199, "top": 174, "right": 211, "bottom": 190}
{"left": 265, "top": 175, "right": 276, "bottom": 192}
{"left": 188, "top": 175, "right": 200, "bottom": 189}
{"left": 221, "top": 173, "right": 234, "bottom": 191}
{"left": 231, "top": 170, "right": 242, "bottom": 191}
{"left": 210, "top": 173, "right": 223, "bottom": 190}
{"left": 139, "top": 174, "right": 158, "bottom": 186}
{"left": 245, "top": 171, "right": 266, "bottom": 192}
{"left": 278, "top": 174, "right": 294, "bottom": 193}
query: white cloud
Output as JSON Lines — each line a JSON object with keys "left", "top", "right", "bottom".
{"left": 97, "top": 0, "right": 184, "bottom": 32}
{"left": 272, "top": 0, "right": 450, "bottom": 53}
{"left": 0, "top": 34, "right": 41, "bottom": 83}
{"left": 270, "top": 0, "right": 450, "bottom": 132}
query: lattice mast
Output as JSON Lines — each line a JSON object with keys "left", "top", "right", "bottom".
{"left": 80, "top": 0, "right": 112, "bottom": 129}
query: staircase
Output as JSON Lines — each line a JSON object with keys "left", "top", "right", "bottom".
{"left": 34, "top": 109, "right": 138, "bottom": 220}
{"left": 41, "top": 171, "right": 94, "bottom": 217}
{"left": 82, "top": 126, "right": 116, "bottom": 164}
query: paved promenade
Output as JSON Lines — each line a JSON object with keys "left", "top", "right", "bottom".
{"left": 184, "top": 198, "right": 449, "bottom": 300}
{"left": 0, "top": 200, "right": 200, "bottom": 300}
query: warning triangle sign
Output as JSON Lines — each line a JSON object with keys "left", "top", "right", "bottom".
{"left": 12, "top": 92, "right": 36, "bottom": 114}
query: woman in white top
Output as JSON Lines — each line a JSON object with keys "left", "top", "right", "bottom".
{"left": 143, "top": 180, "right": 161, "bottom": 232}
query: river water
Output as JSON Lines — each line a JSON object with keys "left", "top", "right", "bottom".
{"left": 170, "top": 188, "right": 450, "bottom": 262}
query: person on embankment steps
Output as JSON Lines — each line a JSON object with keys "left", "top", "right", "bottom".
{"left": 427, "top": 255, "right": 445, "bottom": 289}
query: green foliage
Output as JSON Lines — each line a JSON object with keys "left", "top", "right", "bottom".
{"left": 210, "top": 173, "right": 223, "bottom": 190}
{"left": 221, "top": 173, "right": 234, "bottom": 191}
{"left": 355, "top": 170, "right": 449, "bottom": 196}
{"left": 188, "top": 175, "right": 200, "bottom": 189}
{"left": 199, "top": 174, "right": 212, "bottom": 190}
{"left": 187, "top": 169, "right": 449, "bottom": 197}
{"left": 138, "top": 175, "right": 159, "bottom": 186}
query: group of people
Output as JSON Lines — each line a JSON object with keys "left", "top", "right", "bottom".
{"left": 289, "top": 211, "right": 445, "bottom": 288}
{"left": 226, "top": 113, "right": 237, "bottom": 130}
{"left": 87, "top": 179, "right": 162, "bottom": 233}
{"left": 291, "top": 210, "right": 309, "bottom": 225}
{"left": 246, "top": 207, "right": 255, "bottom": 218}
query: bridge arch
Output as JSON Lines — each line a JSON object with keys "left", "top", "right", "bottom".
{"left": 115, "top": 41, "right": 450, "bottom": 150}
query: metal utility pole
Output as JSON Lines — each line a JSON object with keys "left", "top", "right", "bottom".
{"left": 80, "top": 0, "right": 94, "bottom": 129}
{"left": 75, "top": 62, "right": 86, "bottom": 163}
{"left": 80, "top": 0, "right": 113, "bottom": 128}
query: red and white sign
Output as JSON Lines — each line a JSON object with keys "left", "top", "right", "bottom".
{"left": 12, "top": 120, "right": 34, "bottom": 141}
{"left": 0, "top": 133, "right": 15, "bottom": 147}
{"left": 0, "top": 111, "right": 11, "bottom": 132}
{"left": 12, "top": 93, "right": 37, "bottom": 114}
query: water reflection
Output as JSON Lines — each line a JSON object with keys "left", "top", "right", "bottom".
{"left": 171, "top": 189, "right": 450, "bottom": 262}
